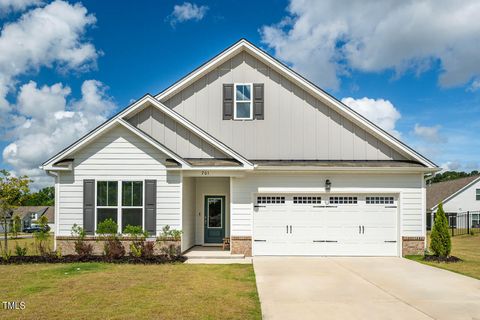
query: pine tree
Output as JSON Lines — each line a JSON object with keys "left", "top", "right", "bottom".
{"left": 430, "top": 203, "right": 452, "bottom": 257}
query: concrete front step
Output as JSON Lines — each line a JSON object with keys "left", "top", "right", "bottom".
{"left": 184, "top": 246, "right": 245, "bottom": 259}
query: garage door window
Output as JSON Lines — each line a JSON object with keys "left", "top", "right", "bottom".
{"left": 366, "top": 196, "right": 394, "bottom": 204}
{"left": 257, "top": 196, "right": 285, "bottom": 204}
{"left": 329, "top": 196, "right": 357, "bottom": 204}
{"left": 293, "top": 196, "right": 321, "bottom": 204}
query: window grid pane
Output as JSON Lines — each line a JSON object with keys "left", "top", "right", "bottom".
{"left": 257, "top": 196, "right": 285, "bottom": 204}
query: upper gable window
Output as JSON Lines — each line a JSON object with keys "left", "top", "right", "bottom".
{"left": 234, "top": 83, "right": 253, "bottom": 120}
{"left": 476, "top": 189, "right": 480, "bottom": 201}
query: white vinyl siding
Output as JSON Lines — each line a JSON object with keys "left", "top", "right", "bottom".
{"left": 231, "top": 172, "right": 425, "bottom": 238}
{"left": 56, "top": 125, "right": 181, "bottom": 236}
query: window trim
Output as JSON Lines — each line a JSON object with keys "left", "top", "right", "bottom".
{"left": 233, "top": 83, "right": 253, "bottom": 120}
{"left": 95, "top": 180, "right": 145, "bottom": 234}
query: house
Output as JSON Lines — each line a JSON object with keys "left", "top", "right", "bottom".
{"left": 426, "top": 175, "right": 480, "bottom": 229}
{"left": 0, "top": 206, "right": 55, "bottom": 233}
{"left": 12, "top": 206, "right": 55, "bottom": 231}
{"left": 41, "top": 39, "right": 438, "bottom": 257}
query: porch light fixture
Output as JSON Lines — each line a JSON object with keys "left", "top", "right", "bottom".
{"left": 325, "top": 179, "right": 332, "bottom": 191}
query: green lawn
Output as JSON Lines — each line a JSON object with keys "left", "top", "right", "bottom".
{"left": 407, "top": 233, "right": 480, "bottom": 280}
{"left": 0, "top": 236, "right": 54, "bottom": 256}
{"left": 0, "top": 263, "right": 261, "bottom": 320}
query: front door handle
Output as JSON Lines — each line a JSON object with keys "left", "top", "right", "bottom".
{"left": 286, "top": 225, "right": 288, "bottom": 234}
{"left": 362, "top": 226, "right": 365, "bottom": 234}
{"left": 359, "top": 225, "right": 361, "bottom": 234}
{"left": 289, "top": 225, "right": 292, "bottom": 233}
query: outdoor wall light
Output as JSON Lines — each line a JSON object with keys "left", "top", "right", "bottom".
{"left": 325, "top": 179, "right": 331, "bottom": 191}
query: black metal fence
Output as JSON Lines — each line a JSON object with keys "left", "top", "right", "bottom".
{"left": 444, "top": 211, "right": 480, "bottom": 236}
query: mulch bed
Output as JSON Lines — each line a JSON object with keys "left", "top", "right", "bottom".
{"left": 0, "top": 255, "right": 187, "bottom": 265}
{"left": 423, "top": 255, "right": 462, "bottom": 263}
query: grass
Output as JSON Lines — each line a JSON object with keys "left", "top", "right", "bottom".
{"left": 0, "top": 263, "right": 261, "bottom": 320}
{"left": 0, "top": 236, "right": 54, "bottom": 256}
{"left": 407, "top": 232, "right": 480, "bottom": 280}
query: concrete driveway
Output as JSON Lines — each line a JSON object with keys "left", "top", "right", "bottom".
{"left": 254, "top": 257, "right": 480, "bottom": 320}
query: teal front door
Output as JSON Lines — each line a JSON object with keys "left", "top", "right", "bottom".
{"left": 204, "top": 196, "right": 225, "bottom": 243}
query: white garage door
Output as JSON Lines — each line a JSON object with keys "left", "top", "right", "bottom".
{"left": 253, "top": 194, "right": 398, "bottom": 256}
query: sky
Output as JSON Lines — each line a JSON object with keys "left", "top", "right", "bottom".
{"left": 1, "top": 0, "right": 480, "bottom": 189}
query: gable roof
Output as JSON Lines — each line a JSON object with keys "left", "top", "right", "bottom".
{"left": 12, "top": 206, "right": 54, "bottom": 223}
{"left": 41, "top": 95, "right": 253, "bottom": 170}
{"left": 155, "top": 39, "right": 438, "bottom": 169}
{"left": 42, "top": 39, "right": 438, "bottom": 172}
{"left": 427, "top": 175, "right": 480, "bottom": 210}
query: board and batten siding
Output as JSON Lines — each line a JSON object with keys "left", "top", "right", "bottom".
{"left": 231, "top": 172, "right": 425, "bottom": 238}
{"left": 56, "top": 125, "right": 181, "bottom": 236}
{"left": 128, "top": 106, "right": 230, "bottom": 159}
{"left": 161, "top": 51, "right": 408, "bottom": 161}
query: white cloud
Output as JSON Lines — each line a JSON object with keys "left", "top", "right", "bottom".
{"left": 0, "top": 0, "right": 41, "bottom": 14}
{"left": 467, "top": 79, "right": 480, "bottom": 92}
{"left": 169, "top": 2, "right": 208, "bottom": 26}
{"left": 3, "top": 80, "right": 115, "bottom": 189}
{"left": 260, "top": 0, "right": 480, "bottom": 90}
{"left": 341, "top": 97, "right": 401, "bottom": 138}
{"left": 413, "top": 124, "right": 446, "bottom": 144}
{"left": 0, "top": 0, "right": 98, "bottom": 111}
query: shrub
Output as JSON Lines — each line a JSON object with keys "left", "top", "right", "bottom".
{"left": 430, "top": 203, "right": 452, "bottom": 257}
{"left": 71, "top": 224, "right": 93, "bottom": 258}
{"left": 157, "top": 225, "right": 182, "bottom": 241}
{"left": 33, "top": 215, "right": 51, "bottom": 256}
{"left": 142, "top": 241, "right": 155, "bottom": 258}
{"left": 96, "top": 219, "right": 118, "bottom": 235}
{"left": 124, "top": 225, "right": 148, "bottom": 258}
{"left": 14, "top": 242, "right": 27, "bottom": 256}
{"left": 96, "top": 219, "right": 125, "bottom": 259}
{"left": 103, "top": 238, "right": 125, "bottom": 259}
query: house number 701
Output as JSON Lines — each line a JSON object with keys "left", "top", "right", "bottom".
{"left": 201, "top": 170, "right": 210, "bottom": 176}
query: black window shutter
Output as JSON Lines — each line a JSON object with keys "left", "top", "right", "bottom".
{"left": 83, "top": 179, "right": 95, "bottom": 235}
{"left": 145, "top": 179, "right": 157, "bottom": 235}
{"left": 223, "top": 84, "right": 233, "bottom": 120}
{"left": 253, "top": 83, "right": 264, "bottom": 120}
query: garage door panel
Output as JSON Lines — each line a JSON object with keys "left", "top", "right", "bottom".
{"left": 253, "top": 194, "right": 398, "bottom": 256}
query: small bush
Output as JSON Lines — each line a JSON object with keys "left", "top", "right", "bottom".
{"left": 96, "top": 219, "right": 118, "bottom": 235}
{"left": 14, "top": 242, "right": 27, "bottom": 257}
{"left": 157, "top": 225, "right": 182, "bottom": 241}
{"left": 160, "top": 243, "right": 181, "bottom": 258}
{"left": 430, "top": 203, "right": 451, "bottom": 257}
{"left": 104, "top": 239, "right": 125, "bottom": 259}
{"left": 142, "top": 241, "right": 155, "bottom": 259}
{"left": 71, "top": 224, "right": 94, "bottom": 258}
{"left": 34, "top": 215, "right": 51, "bottom": 256}
{"left": 470, "top": 229, "right": 475, "bottom": 236}
{"left": 124, "top": 225, "right": 148, "bottom": 258}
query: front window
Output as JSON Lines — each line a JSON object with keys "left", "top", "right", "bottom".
{"left": 234, "top": 83, "right": 252, "bottom": 120}
{"left": 96, "top": 181, "right": 143, "bottom": 233}
{"left": 476, "top": 189, "right": 480, "bottom": 201}
{"left": 121, "top": 181, "right": 143, "bottom": 232}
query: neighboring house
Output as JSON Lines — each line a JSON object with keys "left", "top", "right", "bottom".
{"left": 41, "top": 39, "right": 438, "bottom": 257}
{"left": 426, "top": 175, "right": 480, "bottom": 229}
{"left": 12, "top": 206, "right": 56, "bottom": 231}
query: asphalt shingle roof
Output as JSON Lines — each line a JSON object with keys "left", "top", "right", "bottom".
{"left": 426, "top": 175, "right": 480, "bottom": 210}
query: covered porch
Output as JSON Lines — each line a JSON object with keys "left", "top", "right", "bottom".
{"left": 181, "top": 175, "right": 232, "bottom": 253}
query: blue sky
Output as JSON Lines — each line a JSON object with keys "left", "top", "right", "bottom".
{"left": 1, "top": 0, "right": 479, "bottom": 188}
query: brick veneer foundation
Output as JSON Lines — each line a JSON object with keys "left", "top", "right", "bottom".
{"left": 231, "top": 236, "right": 252, "bottom": 257}
{"left": 56, "top": 236, "right": 180, "bottom": 255}
{"left": 402, "top": 236, "right": 425, "bottom": 256}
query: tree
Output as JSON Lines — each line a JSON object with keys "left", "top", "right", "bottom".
{"left": 430, "top": 171, "right": 479, "bottom": 183}
{"left": 21, "top": 186, "right": 54, "bottom": 206}
{"left": 12, "top": 215, "right": 21, "bottom": 238}
{"left": 430, "top": 203, "right": 452, "bottom": 257}
{"left": 33, "top": 215, "right": 51, "bottom": 256}
{"left": 0, "top": 170, "right": 31, "bottom": 253}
